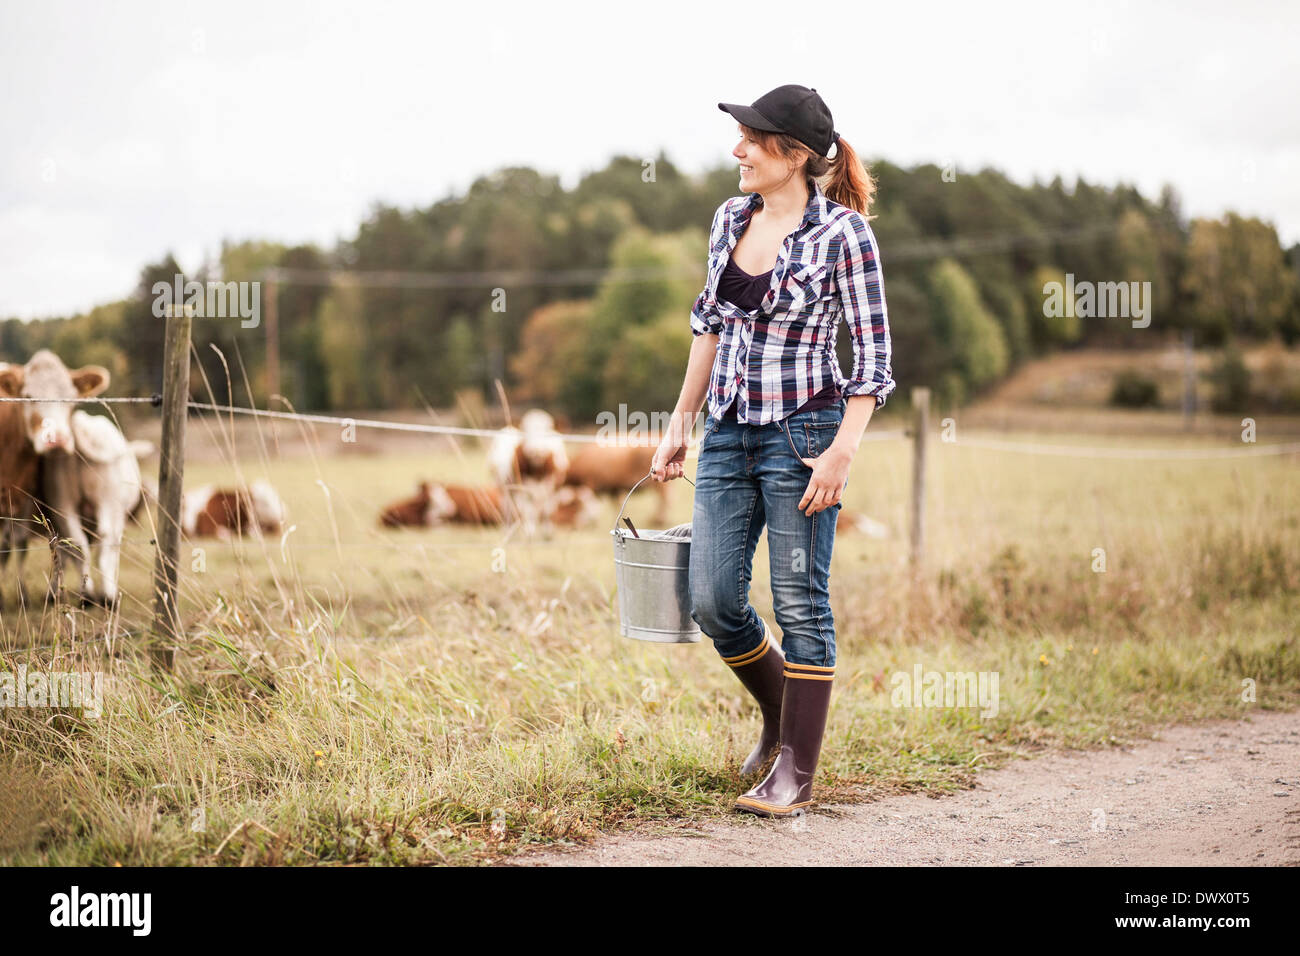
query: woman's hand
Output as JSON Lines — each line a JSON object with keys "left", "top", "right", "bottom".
{"left": 651, "top": 420, "right": 689, "bottom": 481}
{"left": 797, "top": 445, "right": 852, "bottom": 515}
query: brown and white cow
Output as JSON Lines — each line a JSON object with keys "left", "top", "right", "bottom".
{"left": 487, "top": 409, "right": 569, "bottom": 534}
{"left": 836, "top": 509, "right": 888, "bottom": 538}
{"left": 0, "top": 362, "right": 45, "bottom": 603}
{"left": 379, "top": 481, "right": 509, "bottom": 527}
{"left": 562, "top": 441, "right": 670, "bottom": 526}
{"left": 180, "top": 481, "right": 287, "bottom": 540}
{"left": 488, "top": 409, "right": 570, "bottom": 486}
{"left": 42, "top": 410, "right": 147, "bottom": 605}
{"left": 0, "top": 351, "right": 122, "bottom": 605}
{"left": 378, "top": 480, "right": 597, "bottom": 529}
{"left": 438, "top": 483, "right": 513, "bottom": 526}
{"left": 549, "top": 484, "right": 600, "bottom": 528}
{"left": 379, "top": 480, "right": 456, "bottom": 528}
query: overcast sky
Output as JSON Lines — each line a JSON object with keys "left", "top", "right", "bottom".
{"left": 2, "top": 0, "right": 1297, "bottom": 319}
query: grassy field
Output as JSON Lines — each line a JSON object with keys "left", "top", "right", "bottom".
{"left": 2, "top": 405, "right": 1298, "bottom": 865}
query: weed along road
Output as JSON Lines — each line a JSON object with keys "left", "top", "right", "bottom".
{"left": 513, "top": 710, "right": 1300, "bottom": 867}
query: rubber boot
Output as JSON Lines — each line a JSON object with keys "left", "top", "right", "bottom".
{"left": 734, "top": 662, "right": 834, "bottom": 817}
{"left": 721, "top": 620, "right": 785, "bottom": 776}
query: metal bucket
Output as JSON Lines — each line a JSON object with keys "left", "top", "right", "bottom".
{"left": 610, "top": 470, "right": 701, "bottom": 644}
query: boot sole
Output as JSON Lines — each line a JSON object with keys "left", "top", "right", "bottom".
{"left": 734, "top": 795, "right": 813, "bottom": 818}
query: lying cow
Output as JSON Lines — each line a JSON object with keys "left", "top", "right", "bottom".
{"left": 181, "top": 481, "right": 287, "bottom": 540}
{"left": 562, "top": 442, "right": 669, "bottom": 526}
{"left": 379, "top": 481, "right": 457, "bottom": 528}
{"left": 380, "top": 481, "right": 512, "bottom": 527}
{"left": 0, "top": 351, "right": 141, "bottom": 606}
{"left": 379, "top": 480, "right": 597, "bottom": 529}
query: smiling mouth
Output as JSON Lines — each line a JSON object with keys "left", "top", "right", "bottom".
{"left": 739, "top": 165, "right": 753, "bottom": 174}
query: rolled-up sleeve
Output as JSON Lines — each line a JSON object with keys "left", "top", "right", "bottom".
{"left": 834, "top": 212, "right": 896, "bottom": 407}
{"left": 690, "top": 202, "right": 728, "bottom": 337}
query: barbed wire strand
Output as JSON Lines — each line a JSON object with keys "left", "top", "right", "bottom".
{"left": 0, "top": 395, "right": 159, "bottom": 404}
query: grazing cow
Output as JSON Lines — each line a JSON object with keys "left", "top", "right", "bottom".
{"left": 550, "top": 484, "right": 600, "bottom": 528}
{"left": 488, "top": 409, "right": 570, "bottom": 486}
{"left": 836, "top": 509, "right": 888, "bottom": 538}
{"left": 1, "top": 435, "right": 154, "bottom": 603}
{"left": 562, "top": 442, "right": 670, "bottom": 526}
{"left": 42, "top": 410, "right": 146, "bottom": 605}
{"left": 0, "top": 365, "right": 43, "bottom": 603}
{"left": 488, "top": 409, "right": 569, "bottom": 534}
{"left": 181, "top": 481, "right": 287, "bottom": 540}
{"left": 0, "top": 351, "right": 112, "bottom": 605}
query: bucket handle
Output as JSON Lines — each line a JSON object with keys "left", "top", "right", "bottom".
{"left": 613, "top": 469, "right": 694, "bottom": 535}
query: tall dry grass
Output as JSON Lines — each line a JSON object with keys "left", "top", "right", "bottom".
{"left": 2, "top": 395, "right": 1298, "bottom": 864}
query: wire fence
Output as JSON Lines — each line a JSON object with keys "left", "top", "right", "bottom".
{"left": 0, "top": 392, "right": 911, "bottom": 444}
{"left": 4, "top": 393, "right": 1294, "bottom": 459}
{"left": 938, "top": 435, "right": 1300, "bottom": 460}
{"left": 2, "top": 380, "right": 1297, "bottom": 658}
{"left": 0, "top": 395, "right": 160, "bottom": 405}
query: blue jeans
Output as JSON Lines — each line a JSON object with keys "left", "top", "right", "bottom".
{"left": 688, "top": 400, "right": 846, "bottom": 668}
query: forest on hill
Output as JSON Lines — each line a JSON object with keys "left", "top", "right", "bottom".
{"left": 4, "top": 153, "right": 1297, "bottom": 419}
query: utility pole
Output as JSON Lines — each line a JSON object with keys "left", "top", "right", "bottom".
{"left": 1181, "top": 328, "right": 1196, "bottom": 430}
{"left": 264, "top": 269, "right": 280, "bottom": 404}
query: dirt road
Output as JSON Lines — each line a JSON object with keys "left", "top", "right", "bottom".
{"left": 513, "top": 710, "right": 1300, "bottom": 866}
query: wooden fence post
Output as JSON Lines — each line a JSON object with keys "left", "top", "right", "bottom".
{"left": 151, "top": 304, "right": 192, "bottom": 669}
{"left": 910, "top": 387, "right": 930, "bottom": 571}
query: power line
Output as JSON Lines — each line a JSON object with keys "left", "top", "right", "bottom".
{"left": 263, "top": 264, "right": 704, "bottom": 289}
{"left": 259, "top": 222, "right": 1126, "bottom": 288}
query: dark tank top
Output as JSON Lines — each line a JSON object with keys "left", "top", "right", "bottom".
{"left": 715, "top": 256, "right": 840, "bottom": 420}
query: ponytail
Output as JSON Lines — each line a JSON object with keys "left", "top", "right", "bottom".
{"left": 818, "top": 136, "right": 877, "bottom": 220}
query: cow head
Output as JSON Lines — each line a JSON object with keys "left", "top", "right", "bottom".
{"left": 423, "top": 482, "right": 458, "bottom": 524}
{"left": 0, "top": 350, "right": 110, "bottom": 454}
{"left": 247, "top": 480, "right": 287, "bottom": 534}
{"left": 517, "top": 408, "right": 569, "bottom": 484}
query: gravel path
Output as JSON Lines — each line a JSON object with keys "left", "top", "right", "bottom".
{"left": 512, "top": 710, "right": 1300, "bottom": 866}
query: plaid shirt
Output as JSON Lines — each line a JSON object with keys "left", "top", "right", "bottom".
{"left": 690, "top": 176, "right": 895, "bottom": 424}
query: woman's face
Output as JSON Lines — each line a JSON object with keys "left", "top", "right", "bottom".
{"left": 732, "top": 126, "right": 790, "bottom": 193}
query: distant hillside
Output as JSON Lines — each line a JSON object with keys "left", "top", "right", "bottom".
{"left": 4, "top": 156, "right": 1298, "bottom": 422}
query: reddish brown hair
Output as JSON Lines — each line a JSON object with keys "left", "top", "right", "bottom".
{"left": 740, "top": 124, "right": 877, "bottom": 219}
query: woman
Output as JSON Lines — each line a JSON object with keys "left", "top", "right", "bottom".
{"left": 650, "top": 84, "right": 895, "bottom": 818}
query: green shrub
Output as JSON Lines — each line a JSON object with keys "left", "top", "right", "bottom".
{"left": 1209, "top": 346, "right": 1252, "bottom": 413}
{"left": 1109, "top": 369, "right": 1160, "bottom": 408}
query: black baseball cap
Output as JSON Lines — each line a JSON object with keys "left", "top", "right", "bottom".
{"left": 718, "top": 84, "right": 840, "bottom": 158}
